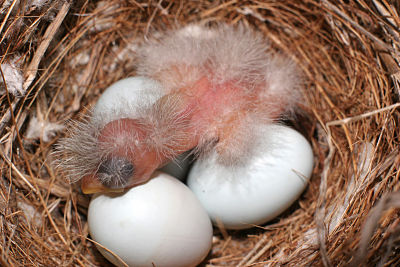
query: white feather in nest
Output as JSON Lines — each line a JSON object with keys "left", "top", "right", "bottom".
{"left": 55, "top": 23, "right": 304, "bottom": 193}
{"left": 0, "top": 55, "right": 24, "bottom": 96}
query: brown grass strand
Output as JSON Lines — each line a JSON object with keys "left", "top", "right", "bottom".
{"left": 0, "top": 0, "right": 399, "bottom": 265}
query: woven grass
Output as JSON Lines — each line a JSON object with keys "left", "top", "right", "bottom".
{"left": 0, "top": 0, "right": 399, "bottom": 266}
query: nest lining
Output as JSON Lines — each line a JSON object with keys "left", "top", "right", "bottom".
{"left": 0, "top": 0, "right": 399, "bottom": 266}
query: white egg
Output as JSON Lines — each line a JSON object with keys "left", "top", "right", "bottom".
{"left": 88, "top": 172, "right": 213, "bottom": 267}
{"left": 187, "top": 124, "right": 314, "bottom": 230}
{"left": 92, "top": 76, "right": 190, "bottom": 180}
{"left": 92, "top": 76, "right": 163, "bottom": 127}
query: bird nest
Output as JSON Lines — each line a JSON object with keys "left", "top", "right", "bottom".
{"left": 0, "top": 1, "right": 399, "bottom": 266}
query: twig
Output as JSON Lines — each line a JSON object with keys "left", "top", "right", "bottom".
{"left": 0, "top": 151, "right": 36, "bottom": 193}
{"left": 85, "top": 236, "right": 129, "bottom": 267}
{"left": 23, "top": 1, "right": 71, "bottom": 91}
{"left": 236, "top": 235, "right": 268, "bottom": 267}
{"left": 0, "top": 0, "right": 18, "bottom": 37}
{"left": 317, "top": 103, "right": 400, "bottom": 266}
{"left": 349, "top": 192, "right": 400, "bottom": 266}
{"left": 326, "top": 103, "right": 400, "bottom": 127}
{"left": 322, "top": 0, "right": 398, "bottom": 56}
{"left": 316, "top": 129, "right": 333, "bottom": 267}
{"left": 200, "top": 0, "right": 238, "bottom": 18}
{"left": 246, "top": 240, "right": 273, "bottom": 266}
{"left": 0, "top": 100, "right": 20, "bottom": 134}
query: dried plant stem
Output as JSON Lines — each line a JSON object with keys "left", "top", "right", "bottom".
{"left": 246, "top": 240, "right": 273, "bottom": 266}
{"left": 0, "top": 0, "right": 18, "bottom": 37}
{"left": 236, "top": 235, "right": 268, "bottom": 267}
{"left": 327, "top": 103, "right": 400, "bottom": 127}
{"left": 1, "top": 1, "right": 399, "bottom": 265}
{"left": 0, "top": 151, "right": 36, "bottom": 193}
{"left": 322, "top": 0, "right": 397, "bottom": 55}
{"left": 23, "top": 1, "right": 71, "bottom": 91}
{"left": 350, "top": 192, "right": 400, "bottom": 266}
{"left": 85, "top": 236, "right": 129, "bottom": 267}
{"left": 319, "top": 102, "right": 400, "bottom": 266}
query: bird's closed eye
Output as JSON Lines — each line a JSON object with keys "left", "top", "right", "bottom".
{"left": 97, "top": 157, "right": 135, "bottom": 189}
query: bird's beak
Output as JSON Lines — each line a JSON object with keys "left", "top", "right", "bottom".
{"left": 81, "top": 174, "right": 124, "bottom": 194}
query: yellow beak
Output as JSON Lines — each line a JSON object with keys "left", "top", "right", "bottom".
{"left": 81, "top": 175, "right": 124, "bottom": 194}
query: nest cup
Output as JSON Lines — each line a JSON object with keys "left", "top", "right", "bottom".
{"left": 0, "top": 1, "right": 399, "bottom": 266}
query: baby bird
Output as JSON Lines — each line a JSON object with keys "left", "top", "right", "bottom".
{"left": 56, "top": 24, "right": 302, "bottom": 194}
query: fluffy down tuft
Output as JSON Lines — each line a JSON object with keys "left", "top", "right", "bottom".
{"left": 137, "top": 23, "right": 303, "bottom": 164}
{"left": 55, "top": 23, "right": 304, "bottom": 184}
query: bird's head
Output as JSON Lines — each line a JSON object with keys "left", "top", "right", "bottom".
{"left": 79, "top": 118, "right": 163, "bottom": 194}
{"left": 56, "top": 92, "right": 196, "bottom": 195}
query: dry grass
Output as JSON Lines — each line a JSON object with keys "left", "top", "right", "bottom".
{"left": 0, "top": 0, "right": 399, "bottom": 266}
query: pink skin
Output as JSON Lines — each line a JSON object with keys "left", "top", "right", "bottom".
{"left": 81, "top": 119, "right": 163, "bottom": 194}
{"left": 81, "top": 75, "right": 285, "bottom": 194}
{"left": 59, "top": 24, "right": 303, "bottom": 195}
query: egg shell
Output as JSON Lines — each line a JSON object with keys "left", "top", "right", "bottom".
{"left": 88, "top": 172, "right": 213, "bottom": 267}
{"left": 92, "top": 76, "right": 163, "bottom": 126}
{"left": 187, "top": 124, "right": 314, "bottom": 230}
{"left": 92, "top": 76, "right": 190, "bottom": 180}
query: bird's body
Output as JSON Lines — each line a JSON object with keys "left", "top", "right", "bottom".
{"left": 57, "top": 24, "right": 303, "bottom": 193}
